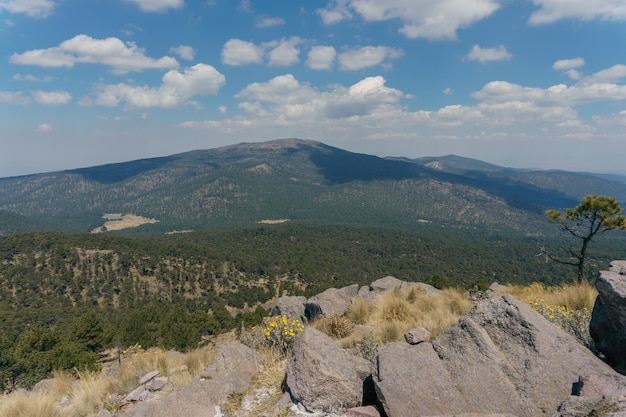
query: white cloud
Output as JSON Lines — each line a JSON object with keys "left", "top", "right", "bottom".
{"left": 581, "top": 64, "right": 626, "bottom": 84}
{"left": 443, "top": 88, "right": 454, "bottom": 95}
{"left": 0, "top": 0, "right": 56, "bottom": 18}
{"left": 87, "top": 63, "right": 225, "bottom": 109}
{"left": 256, "top": 16, "right": 285, "bottom": 28}
{"left": 338, "top": 46, "right": 403, "bottom": 71}
{"left": 221, "top": 39, "right": 264, "bottom": 66}
{"left": 553, "top": 57, "right": 585, "bottom": 71}
{"left": 169, "top": 45, "right": 195, "bottom": 60}
{"left": 529, "top": 0, "right": 626, "bottom": 24}
{"left": 12, "top": 73, "right": 55, "bottom": 82}
{"left": 10, "top": 34, "right": 179, "bottom": 74}
{"left": 466, "top": 45, "right": 512, "bottom": 63}
{"left": 35, "top": 122, "right": 53, "bottom": 132}
{"left": 318, "top": 0, "right": 500, "bottom": 39}
{"left": 316, "top": 0, "right": 353, "bottom": 24}
{"left": 32, "top": 89, "right": 72, "bottom": 105}
{"left": 127, "top": 0, "right": 184, "bottom": 12}
{"left": 267, "top": 37, "right": 301, "bottom": 67}
{"left": 0, "top": 90, "right": 31, "bottom": 105}
{"left": 306, "top": 46, "right": 336, "bottom": 70}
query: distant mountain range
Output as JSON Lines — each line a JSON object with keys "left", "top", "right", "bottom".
{"left": 1, "top": 138, "right": 626, "bottom": 235}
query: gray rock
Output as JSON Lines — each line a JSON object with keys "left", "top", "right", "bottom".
{"left": 120, "top": 343, "right": 257, "bottom": 417}
{"left": 369, "top": 276, "right": 440, "bottom": 295}
{"left": 124, "top": 386, "right": 148, "bottom": 403}
{"left": 404, "top": 327, "right": 430, "bottom": 344}
{"left": 138, "top": 370, "right": 159, "bottom": 386}
{"left": 374, "top": 294, "right": 618, "bottom": 417}
{"left": 552, "top": 373, "right": 626, "bottom": 417}
{"left": 32, "top": 378, "right": 56, "bottom": 393}
{"left": 346, "top": 405, "right": 381, "bottom": 417}
{"left": 96, "top": 410, "right": 113, "bottom": 417}
{"left": 286, "top": 328, "right": 374, "bottom": 413}
{"left": 146, "top": 377, "right": 168, "bottom": 392}
{"left": 590, "top": 260, "right": 626, "bottom": 368}
{"left": 197, "top": 343, "right": 260, "bottom": 404}
{"left": 269, "top": 296, "right": 307, "bottom": 321}
{"left": 305, "top": 284, "right": 360, "bottom": 321}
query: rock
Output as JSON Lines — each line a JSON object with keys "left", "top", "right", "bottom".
{"left": 146, "top": 377, "right": 168, "bottom": 392}
{"left": 124, "top": 386, "right": 150, "bottom": 403}
{"left": 167, "top": 364, "right": 188, "bottom": 375}
{"left": 120, "top": 343, "right": 258, "bottom": 417}
{"left": 404, "top": 327, "right": 430, "bottom": 344}
{"left": 286, "top": 328, "right": 374, "bottom": 413}
{"left": 369, "top": 276, "right": 440, "bottom": 295}
{"left": 552, "top": 373, "right": 626, "bottom": 417}
{"left": 590, "top": 260, "right": 626, "bottom": 368}
{"left": 138, "top": 371, "right": 160, "bottom": 386}
{"left": 268, "top": 296, "right": 307, "bottom": 321}
{"left": 305, "top": 284, "right": 360, "bottom": 320}
{"left": 60, "top": 395, "right": 71, "bottom": 407}
{"left": 197, "top": 343, "right": 260, "bottom": 404}
{"left": 346, "top": 405, "right": 381, "bottom": 417}
{"left": 96, "top": 410, "right": 113, "bottom": 417}
{"left": 32, "top": 378, "right": 56, "bottom": 393}
{"left": 374, "top": 294, "right": 619, "bottom": 417}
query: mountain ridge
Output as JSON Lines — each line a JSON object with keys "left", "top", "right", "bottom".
{"left": 1, "top": 138, "right": 625, "bottom": 235}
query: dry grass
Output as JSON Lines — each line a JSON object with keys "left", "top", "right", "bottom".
{"left": 498, "top": 281, "right": 597, "bottom": 311}
{"left": 0, "top": 346, "right": 217, "bottom": 417}
{"left": 340, "top": 287, "right": 474, "bottom": 349}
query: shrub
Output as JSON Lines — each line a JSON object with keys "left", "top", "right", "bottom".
{"left": 530, "top": 298, "right": 594, "bottom": 349}
{"left": 313, "top": 314, "right": 354, "bottom": 339}
{"left": 240, "top": 315, "right": 303, "bottom": 352}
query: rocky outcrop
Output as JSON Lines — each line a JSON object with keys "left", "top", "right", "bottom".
{"left": 305, "top": 284, "right": 360, "bottom": 320}
{"left": 369, "top": 276, "right": 440, "bottom": 295}
{"left": 589, "top": 260, "right": 626, "bottom": 368}
{"left": 286, "top": 328, "right": 375, "bottom": 413}
{"left": 268, "top": 295, "right": 307, "bottom": 321}
{"left": 119, "top": 343, "right": 259, "bottom": 417}
{"left": 374, "top": 294, "right": 618, "bottom": 417}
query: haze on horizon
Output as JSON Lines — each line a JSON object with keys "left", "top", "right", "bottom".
{"left": 1, "top": 0, "right": 626, "bottom": 178}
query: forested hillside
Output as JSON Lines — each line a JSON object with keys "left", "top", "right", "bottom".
{"left": 2, "top": 139, "right": 625, "bottom": 235}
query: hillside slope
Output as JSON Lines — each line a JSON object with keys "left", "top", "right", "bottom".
{"left": 1, "top": 139, "right": 625, "bottom": 235}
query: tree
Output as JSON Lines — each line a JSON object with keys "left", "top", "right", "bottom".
{"left": 544, "top": 195, "right": 626, "bottom": 283}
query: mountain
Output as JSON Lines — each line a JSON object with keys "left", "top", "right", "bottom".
{"left": 1, "top": 138, "right": 626, "bottom": 235}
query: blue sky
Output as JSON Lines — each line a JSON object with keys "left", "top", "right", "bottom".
{"left": 1, "top": 0, "right": 626, "bottom": 177}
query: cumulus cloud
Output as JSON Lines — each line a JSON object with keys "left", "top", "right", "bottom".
{"left": 127, "top": 0, "right": 184, "bottom": 12}
{"left": 553, "top": 57, "right": 585, "bottom": 71}
{"left": 35, "top": 122, "right": 53, "bottom": 132}
{"left": 86, "top": 63, "right": 225, "bottom": 109}
{"left": 529, "top": 0, "right": 626, "bottom": 24}
{"left": 317, "top": 0, "right": 500, "bottom": 39}
{"left": 267, "top": 37, "right": 301, "bottom": 67}
{"left": 338, "top": 46, "right": 403, "bottom": 71}
{"left": 221, "top": 39, "right": 264, "bottom": 66}
{"left": 170, "top": 45, "right": 195, "bottom": 60}
{"left": 306, "top": 46, "right": 336, "bottom": 70}
{"left": 32, "top": 89, "right": 72, "bottom": 105}
{"left": 0, "top": 91, "right": 31, "bottom": 105}
{"left": 581, "top": 64, "right": 626, "bottom": 84}
{"left": 256, "top": 16, "right": 285, "bottom": 28}
{"left": 10, "top": 34, "right": 179, "bottom": 74}
{"left": 466, "top": 45, "right": 512, "bottom": 63}
{"left": 0, "top": 0, "right": 56, "bottom": 18}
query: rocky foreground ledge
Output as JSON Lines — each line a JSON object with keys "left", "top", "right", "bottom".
{"left": 45, "top": 265, "right": 626, "bottom": 417}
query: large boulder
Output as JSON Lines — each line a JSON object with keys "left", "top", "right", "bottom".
{"left": 589, "top": 260, "right": 626, "bottom": 368}
{"left": 369, "top": 276, "right": 440, "bottom": 295}
{"left": 286, "top": 328, "right": 374, "bottom": 413}
{"left": 305, "top": 284, "right": 360, "bottom": 321}
{"left": 268, "top": 295, "right": 307, "bottom": 321}
{"left": 374, "top": 294, "right": 618, "bottom": 417}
